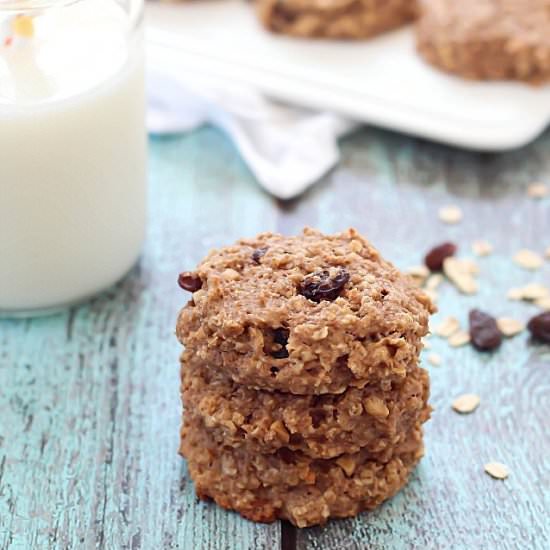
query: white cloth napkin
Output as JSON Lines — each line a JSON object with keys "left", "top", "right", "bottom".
{"left": 147, "top": 70, "right": 357, "bottom": 199}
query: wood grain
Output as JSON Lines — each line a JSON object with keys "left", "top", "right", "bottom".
{"left": 1, "top": 126, "right": 549, "bottom": 549}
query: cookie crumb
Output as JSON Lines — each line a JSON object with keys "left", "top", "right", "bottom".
{"left": 472, "top": 240, "right": 493, "bottom": 257}
{"left": 434, "top": 316, "right": 460, "bottom": 338}
{"left": 484, "top": 462, "right": 509, "bottom": 480}
{"left": 428, "top": 352, "right": 441, "bottom": 366}
{"left": 448, "top": 330, "right": 470, "bottom": 347}
{"left": 443, "top": 257, "right": 478, "bottom": 295}
{"left": 513, "top": 249, "right": 543, "bottom": 270}
{"left": 438, "top": 205, "right": 463, "bottom": 224}
{"left": 452, "top": 393, "right": 480, "bottom": 414}
{"left": 496, "top": 318, "right": 524, "bottom": 337}
{"left": 527, "top": 182, "right": 549, "bottom": 199}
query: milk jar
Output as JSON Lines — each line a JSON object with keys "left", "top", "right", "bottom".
{"left": 0, "top": 0, "right": 147, "bottom": 314}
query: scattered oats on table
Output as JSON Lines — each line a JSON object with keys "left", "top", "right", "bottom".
{"left": 496, "top": 318, "right": 524, "bottom": 337}
{"left": 484, "top": 462, "right": 509, "bottom": 480}
{"left": 452, "top": 393, "right": 480, "bottom": 414}
{"left": 438, "top": 205, "right": 463, "bottom": 224}
{"left": 472, "top": 240, "right": 493, "bottom": 257}
{"left": 513, "top": 249, "right": 544, "bottom": 270}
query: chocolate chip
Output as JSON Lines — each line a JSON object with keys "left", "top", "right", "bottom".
{"left": 299, "top": 268, "right": 350, "bottom": 303}
{"left": 469, "top": 309, "right": 502, "bottom": 351}
{"left": 425, "top": 242, "right": 457, "bottom": 271}
{"left": 177, "top": 272, "right": 202, "bottom": 292}
{"left": 527, "top": 311, "right": 550, "bottom": 343}
{"left": 251, "top": 247, "right": 268, "bottom": 264}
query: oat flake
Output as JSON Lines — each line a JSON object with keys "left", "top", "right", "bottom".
{"left": 438, "top": 205, "right": 463, "bottom": 224}
{"left": 496, "top": 318, "right": 524, "bottom": 337}
{"left": 434, "top": 316, "right": 460, "bottom": 338}
{"left": 452, "top": 393, "right": 480, "bottom": 413}
{"left": 507, "top": 283, "right": 549, "bottom": 301}
{"left": 513, "top": 249, "right": 544, "bottom": 270}
{"left": 425, "top": 273, "right": 444, "bottom": 291}
{"left": 443, "top": 257, "right": 479, "bottom": 295}
{"left": 472, "top": 240, "right": 493, "bottom": 257}
{"left": 484, "top": 462, "right": 509, "bottom": 480}
{"left": 448, "top": 330, "right": 470, "bottom": 347}
{"left": 526, "top": 182, "right": 549, "bottom": 199}
{"left": 535, "top": 297, "right": 550, "bottom": 310}
{"left": 428, "top": 353, "right": 441, "bottom": 366}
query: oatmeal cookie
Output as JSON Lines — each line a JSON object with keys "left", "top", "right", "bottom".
{"left": 180, "top": 414, "right": 424, "bottom": 527}
{"left": 416, "top": 0, "right": 550, "bottom": 82}
{"left": 257, "top": 0, "right": 416, "bottom": 40}
{"left": 176, "top": 228, "right": 435, "bottom": 394}
{"left": 181, "top": 357, "right": 431, "bottom": 459}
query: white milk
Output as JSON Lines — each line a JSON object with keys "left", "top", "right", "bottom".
{"left": 0, "top": 0, "right": 147, "bottom": 313}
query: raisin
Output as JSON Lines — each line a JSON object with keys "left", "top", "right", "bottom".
{"left": 251, "top": 247, "right": 268, "bottom": 264}
{"left": 527, "top": 311, "right": 550, "bottom": 343}
{"left": 264, "top": 328, "right": 290, "bottom": 359}
{"left": 298, "top": 268, "right": 350, "bottom": 303}
{"left": 177, "top": 272, "right": 202, "bottom": 292}
{"left": 425, "top": 242, "right": 457, "bottom": 271}
{"left": 278, "top": 447, "right": 296, "bottom": 464}
{"left": 469, "top": 309, "right": 502, "bottom": 351}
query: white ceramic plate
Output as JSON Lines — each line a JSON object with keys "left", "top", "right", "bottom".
{"left": 146, "top": 0, "right": 550, "bottom": 151}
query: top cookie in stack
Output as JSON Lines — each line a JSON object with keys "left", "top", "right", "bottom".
{"left": 177, "top": 228, "right": 434, "bottom": 394}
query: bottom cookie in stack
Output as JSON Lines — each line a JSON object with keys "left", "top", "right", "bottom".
{"left": 180, "top": 414, "right": 425, "bottom": 528}
{"left": 179, "top": 359, "right": 431, "bottom": 527}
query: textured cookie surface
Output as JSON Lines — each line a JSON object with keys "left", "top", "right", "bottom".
{"left": 180, "top": 414, "right": 424, "bottom": 527}
{"left": 416, "top": 0, "right": 550, "bottom": 82}
{"left": 181, "top": 357, "right": 431, "bottom": 459}
{"left": 177, "top": 228, "right": 434, "bottom": 394}
{"left": 257, "top": 0, "right": 416, "bottom": 39}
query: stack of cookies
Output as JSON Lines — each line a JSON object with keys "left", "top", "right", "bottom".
{"left": 176, "top": 228, "right": 435, "bottom": 527}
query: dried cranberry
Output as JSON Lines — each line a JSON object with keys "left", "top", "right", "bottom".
{"left": 264, "top": 328, "right": 290, "bottom": 359}
{"left": 177, "top": 272, "right": 202, "bottom": 292}
{"left": 251, "top": 247, "right": 268, "bottom": 264}
{"left": 298, "top": 268, "right": 350, "bottom": 303}
{"left": 469, "top": 309, "right": 502, "bottom": 351}
{"left": 527, "top": 312, "right": 550, "bottom": 343}
{"left": 425, "top": 242, "right": 457, "bottom": 271}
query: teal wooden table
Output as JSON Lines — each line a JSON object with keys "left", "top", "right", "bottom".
{"left": 1, "top": 127, "right": 549, "bottom": 550}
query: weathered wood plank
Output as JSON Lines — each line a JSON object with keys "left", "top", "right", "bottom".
{"left": 1, "top": 125, "right": 549, "bottom": 549}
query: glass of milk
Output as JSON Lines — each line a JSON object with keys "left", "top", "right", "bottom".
{"left": 0, "top": 0, "right": 147, "bottom": 315}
